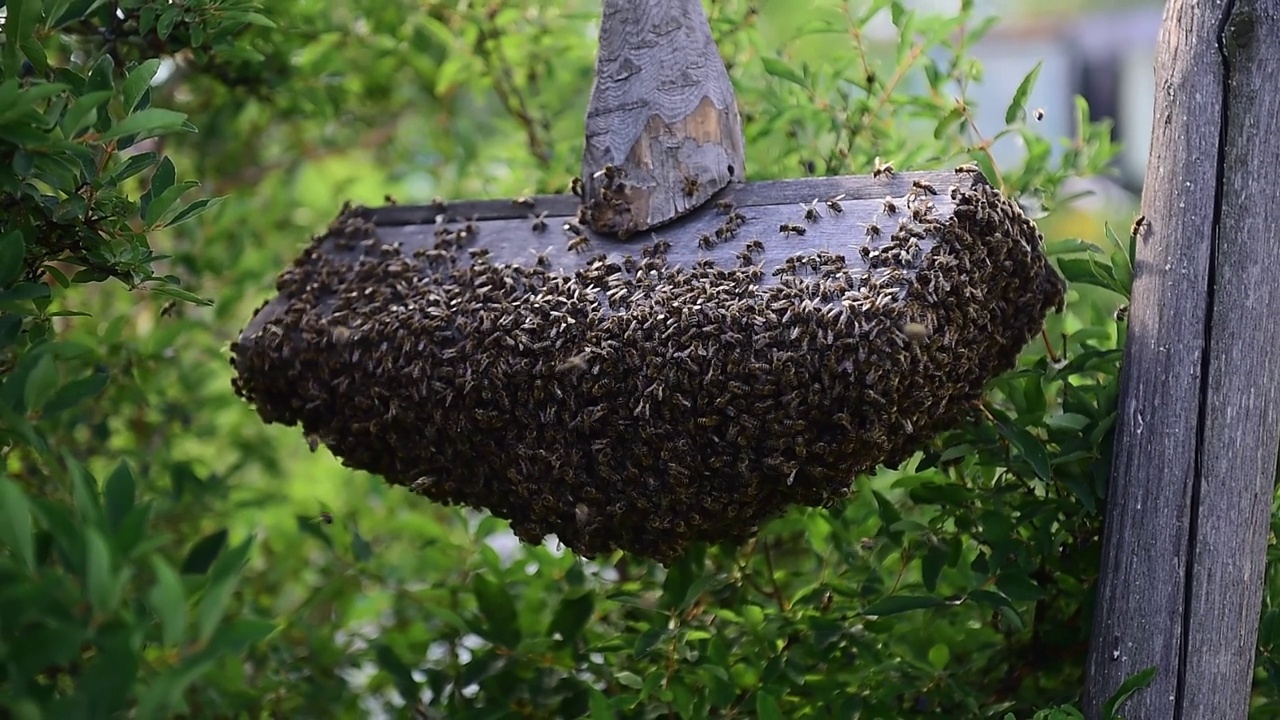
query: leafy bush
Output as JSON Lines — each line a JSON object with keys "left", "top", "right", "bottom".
{"left": 0, "top": 0, "right": 1236, "bottom": 717}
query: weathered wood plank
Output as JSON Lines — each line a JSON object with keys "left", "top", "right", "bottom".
{"left": 1179, "top": 1, "right": 1280, "bottom": 717}
{"left": 241, "top": 170, "right": 971, "bottom": 340}
{"left": 1084, "top": 0, "right": 1280, "bottom": 717}
{"left": 579, "top": 0, "right": 746, "bottom": 236}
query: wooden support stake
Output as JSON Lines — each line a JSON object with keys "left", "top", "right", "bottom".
{"left": 580, "top": 0, "right": 746, "bottom": 237}
{"left": 1083, "top": 1, "right": 1280, "bottom": 717}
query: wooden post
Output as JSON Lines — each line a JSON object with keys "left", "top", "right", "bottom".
{"left": 1083, "top": 1, "right": 1280, "bottom": 717}
{"left": 580, "top": 0, "right": 746, "bottom": 238}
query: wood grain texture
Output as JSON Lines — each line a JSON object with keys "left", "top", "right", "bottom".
{"left": 1179, "top": 1, "right": 1280, "bottom": 717}
{"left": 1084, "top": 0, "right": 1280, "bottom": 717}
{"left": 580, "top": 0, "right": 746, "bottom": 236}
{"left": 239, "top": 169, "right": 976, "bottom": 342}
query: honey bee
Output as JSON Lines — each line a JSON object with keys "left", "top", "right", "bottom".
{"left": 530, "top": 211, "right": 548, "bottom": 232}
{"left": 779, "top": 223, "right": 807, "bottom": 237}
{"left": 1115, "top": 304, "right": 1130, "bottom": 323}
{"left": 911, "top": 179, "right": 938, "bottom": 195}
{"left": 570, "top": 176, "right": 583, "bottom": 198}
{"left": 513, "top": 196, "right": 536, "bottom": 208}
{"left": 317, "top": 510, "right": 333, "bottom": 524}
{"left": 745, "top": 238, "right": 765, "bottom": 254}
{"left": 567, "top": 235, "right": 591, "bottom": 253}
{"left": 715, "top": 199, "right": 736, "bottom": 214}
{"left": 1034, "top": 108, "right": 1045, "bottom": 121}
{"left": 563, "top": 221, "right": 584, "bottom": 235}
{"left": 801, "top": 199, "right": 822, "bottom": 222}
{"left": 881, "top": 196, "right": 898, "bottom": 215}
{"left": 698, "top": 233, "right": 716, "bottom": 250}
{"left": 1131, "top": 214, "right": 1148, "bottom": 239}
{"left": 825, "top": 194, "right": 846, "bottom": 214}
{"left": 682, "top": 175, "right": 700, "bottom": 197}
{"left": 873, "top": 156, "right": 895, "bottom": 179}
{"left": 862, "top": 222, "right": 881, "bottom": 238}
{"left": 954, "top": 163, "right": 980, "bottom": 174}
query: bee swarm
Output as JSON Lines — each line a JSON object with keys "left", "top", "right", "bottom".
{"left": 231, "top": 181, "right": 1064, "bottom": 563}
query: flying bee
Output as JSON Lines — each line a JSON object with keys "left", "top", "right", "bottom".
{"left": 801, "top": 198, "right": 822, "bottom": 222}
{"left": 779, "top": 223, "right": 807, "bottom": 237}
{"left": 1115, "top": 304, "right": 1130, "bottom": 323}
{"left": 513, "top": 196, "right": 535, "bottom": 208}
{"left": 570, "top": 176, "right": 583, "bottom": 198}
{"left": 1034, "top": 108, "right": 1045, "bottom": 121}
{"left": 825, "top": 194, "right": 846, "bottom": 214}
{"left": 1131, "top": 214, "right": 1148, "bottom": 239}
{"left": 682, "top": 175, "right": 700, "bottom": 197}
{"left": 873, "top": 156, "right": 895, "bottom": 179}
{"left": 881, "top": 196, "right": 899, "bottom": 215}
{"left": 563, "top": 221, "right": 584, "bottom": 235}
{"left": 160, "top": 300, "right": 178, "bottom": 318}
{"left": 567, "top": 235, "right": 591, "bottom": 253}
{"left": 530, "top": 211, "right": 548, "bottom": 232}
{"left": 911, "top": 179, "right": 938, "bottom": 195}
{"left": 575, "top": 503, "right": 591, "bottom": 526}
{"left": 316, "top": 510, "right": 333, "bottom": 524}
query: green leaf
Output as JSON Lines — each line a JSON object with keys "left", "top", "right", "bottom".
{"left": 862, "top": 594, "right": 946, "bottom": 616}
{"left": 756, "top": 690, "right": 784, "bottom": 720}
{"left": 0, "top": 478, "right": 36, "bottom": 572}
{"left": 41, "top": 371, "right": 109, "bottom": 415}
{"left": 996, "top": 572, "right": 1045, "bottom": 602}
{"left": 589, "top": 689, "right": 614, "bottom": 719}
{"left": 998, "top": 422, "right": 1052, "bottom": 482}
{"left": 223, "top": 11, "right": 278, "bottom": 28}
{"left": 351, "top": 526, "right": 372, "bottom": 562}
{"left": 4, "top": 0, "right": 42, "bottom": 49}
{"left": 374, "top": 643, "right": 420, "bottom": 705}
{"left": 85, "top": 526, "right": 118, "bottom": 615}
{"left": 181, "top": 529, "right": 228, "bottom": 575}
{"left": 24, "top": 353, "right": 60, "bottom": 413}
{"left": 0, "top": 230, "right": 25, "bottom": 288}
{"left": 123, "top": 59, "right": 162, "bottom": 112}
{"left": 147, "top": 283, "right": 213, "bottom": 306}
{"left": 144, "top": 180, "right": 198, "bottom": 227}
{"left": 660, "top": 545, "right": 705, "bottom": 611}
{"left": 148, "top": 155, "right": 177, "bottom": 202}
{"left": 104, "top": 461, "right": 136, "bottom": 531}
{"left": 195, "top": 536, "right": 254, "bottom": 644}
{"left": 61, "top": 89, "right": 113, "bottom": 137}
{"left": 1005, "top": 61, "right": 1043, "bottom": 125}
{"left": 147, "top": 557, "right": 188, "bottom": 647}
{"left": 105, "top": 151, "right": 160, "bottom": 185}
{"left": 548, "top": 591, "right": 594, "bottom": 645}
{"left": 99, "top": 108, "right": 192, "bottom": 144}
{"left": 161, "top": 196, "right": 224, "bottom": 228}
{"left": 1104, "top": 666, "right": 1157, "bottom": 719}
{"left": 761, "top": 57, "right": 806, "bottom": 88}
{"left": 616, "top": 671, "right": 644, "bottom": 689}
{"left": 471, "top": 571, "right": 521, "bottom": 648}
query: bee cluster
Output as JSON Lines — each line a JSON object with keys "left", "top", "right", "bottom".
{"left": 231, "top": 183, "right": 1064, "bottom": 564}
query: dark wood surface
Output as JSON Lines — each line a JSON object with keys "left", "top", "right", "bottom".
{"left": 579, "top": 0, "right": 746, "bottom": 235}
{"left": 240, "top": 169, "right": 977, "bottom": 343}
{"left": 1084, "top": 1, "right": 1280, "bottom": 717}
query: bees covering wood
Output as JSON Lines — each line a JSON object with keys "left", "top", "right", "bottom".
{"left": 231, "top": 172, "right": 1059, "bottom": 564}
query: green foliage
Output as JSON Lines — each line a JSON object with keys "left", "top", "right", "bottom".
{"left": 1, "top": 0, "right": 1262, "bottom": 717}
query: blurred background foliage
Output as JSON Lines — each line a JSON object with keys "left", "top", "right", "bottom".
{"left": 2, "top": 0, "right": 1276, "bottom": 718}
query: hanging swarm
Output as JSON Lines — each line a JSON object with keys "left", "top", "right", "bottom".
{"left": 231, "top": 180, "right": 1064, "bottom": 563}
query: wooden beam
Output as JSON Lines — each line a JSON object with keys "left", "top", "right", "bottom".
{"left": 241, "top": 169, "right": 980, "bottom": 339}
{"left": 579, "top": 0, "right": 746, "bottom": 237}
{"left": 1083, "top": 1, "right": 1280, "bottom": 717}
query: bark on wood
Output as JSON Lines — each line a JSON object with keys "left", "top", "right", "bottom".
{"left": 580, "top": 0, "right": 746, "bottom": 237}
{"left": 1084, "top": 1, "right": 1280, "bottom": 717}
